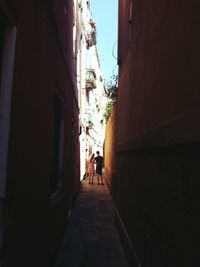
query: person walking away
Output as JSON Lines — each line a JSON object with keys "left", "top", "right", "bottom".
{"left": 95, "top": 151, "right": 104, "bottom": 185}
{"left": 88, "top": 153, "right": 95, "bottom": 184}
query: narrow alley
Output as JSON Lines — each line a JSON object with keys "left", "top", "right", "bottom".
{"left": 55, "top": 178, "right": 129, "bottom": 267}
{"left": 0, "top": 0, "right": 200, "bottom": 267}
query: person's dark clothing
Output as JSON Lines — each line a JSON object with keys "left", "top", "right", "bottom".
{"left": 95, "top": 155, "right": 103, "bottom": 175}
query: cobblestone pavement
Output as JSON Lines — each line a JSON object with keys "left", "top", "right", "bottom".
{"left": 55, "top": 177, "right": 129, "bottom": 267}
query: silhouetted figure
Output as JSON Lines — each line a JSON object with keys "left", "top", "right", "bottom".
{"left": 95, "top": 151, "right": 104, "bottom": 185}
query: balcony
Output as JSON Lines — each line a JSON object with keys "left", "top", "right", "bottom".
{"left": 86, "top": 78, "right": 96, "bottom": 90}
{"left": 85, "top": 69, "right": 97, "bottom": 90}
{"left": 86, "top": 31, "right": 97, "bottom": 49}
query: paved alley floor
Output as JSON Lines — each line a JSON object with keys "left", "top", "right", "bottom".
{"left": 55, "top": 177, "right": 129, "bottom": 267}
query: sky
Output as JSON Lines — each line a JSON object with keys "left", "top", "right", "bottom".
{"left": 90, "top": 0, "right": 118, "bottom": 82}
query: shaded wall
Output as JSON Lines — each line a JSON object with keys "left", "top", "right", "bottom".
{"left": 0, "top": 1, "right": 80, "bottom": 266}
{"left": 104, "top": 104, "right": 117, "bottom": 199}
{"left": 113, "top": 0, "right": 200, "bottom": 266}
{"left": 118, "top": 0, "right": 200, "bottom": 144}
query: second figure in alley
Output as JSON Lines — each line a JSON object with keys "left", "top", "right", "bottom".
{"left": 88, "top": 153, "right": 95, "bottom": 184}
{"left": 95, "top": 151, "right": 104, "bottom": 185}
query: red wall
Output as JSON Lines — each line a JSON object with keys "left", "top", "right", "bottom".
{"left": 112, "top": 0, "right": 200, "bottom": 266}
{"left": 118, "top": 0, "right": 200, "bottom": 144}
{"left": 2, "top": 1, "right": 80, "bottom": 266}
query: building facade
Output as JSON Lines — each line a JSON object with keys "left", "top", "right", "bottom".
{"left": 105, "top": 0, "right": 200, "bottom": 266}
{"left": 76, "top": 0, "right": 107, "bottom": 180}
{"left": 0, "top": 1, "right": 80, "bottom": 266}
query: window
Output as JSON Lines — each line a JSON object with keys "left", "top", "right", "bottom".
{"left": 0, "top": 18, "right": 17, "bottom": 252}
{"left": 51, "top": 94, "right": 66, "bottom": 197}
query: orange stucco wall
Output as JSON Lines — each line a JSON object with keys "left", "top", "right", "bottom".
{"left": 104, "top": 104, "right": 117, "bottom": 199}
{"left": 112, "top": 0, "right": 200, "bottom": 266}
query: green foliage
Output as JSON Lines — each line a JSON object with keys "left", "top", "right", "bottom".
{"left": 105, "top": 74, "right": 118, "bottom": 101}
{"left": 103, "top": 101, "right": 114, "bottom": 123}
{"left": 103, "top": 73, "right": 118, "bottom": 123}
